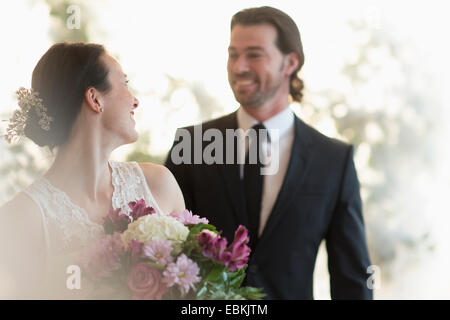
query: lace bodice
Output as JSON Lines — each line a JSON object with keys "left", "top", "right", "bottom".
{"left": 22, "top": 161, "right": 164, "bottom": 298}
{"left": 24, "top": 160, "right": 163, "bottom": 256}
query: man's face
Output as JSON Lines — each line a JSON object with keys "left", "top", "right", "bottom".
{"left": 227, "top": 23, "right": 287, "bottom": 109}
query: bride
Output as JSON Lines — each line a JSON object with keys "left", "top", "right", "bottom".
{"left": 0, "top": 43, "right": 185, "bottom": 299}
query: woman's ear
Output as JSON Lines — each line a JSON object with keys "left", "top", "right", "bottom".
{"left": 84, "top": 87, "right": 103, "bottom": 113}
{"left": 284, "top": 52, "right": 300, "bottom": 77}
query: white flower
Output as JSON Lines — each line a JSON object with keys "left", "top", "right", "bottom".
{"left": 121, "top": 214, "right": 189, "bottom": 246}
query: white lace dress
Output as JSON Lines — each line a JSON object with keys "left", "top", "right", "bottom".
{"left": 23, "top": 161, "right": 164, "bottom": 299}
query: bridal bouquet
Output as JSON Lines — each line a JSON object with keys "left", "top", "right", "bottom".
{"left": 80, "top": 199, "right": 265, "bottom": 300}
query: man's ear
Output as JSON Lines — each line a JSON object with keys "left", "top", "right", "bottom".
{"left": 284, "top": 52, "right": 300, "bottom": 77}
{"left": 84, "top": 87, "right": 103, "bottom": 113}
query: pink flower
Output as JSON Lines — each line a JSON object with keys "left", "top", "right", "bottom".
{"left": 163, "top": 254, "right": 201, "bottom": 296}
{"left": 127, "top": 262, "right": 168, "bottom": 300}
{"left": 103, "top": 208, "right": 131, "bottom": 234}
{"left": 80, "top": 232, "right": 125, "bottom": 281}
{"left": 129, "top": 199, "right": 155, "bottom": 221}
{"left": 196, "top": 230, "right": 217, "bottom": 247}
{"left": 196, "top": 225, "right": 251, "bottom": 271}
{"left": 129, "top": 240, "right": 145, "bottom": 264}
{"left": 197, "top": 231, "right": 229, "bottom": 264}
{"left": 207, "top": 237, "right": 228, "bottom": 262}
{"left": 226, "top": 225, "right": 251, "bottom": 271}
{"left": 231, "top": 225, "right": 249, "bottom": 247}
{"left": 169, "top": 210, "right": 209, "bottom": 225}
{"left": 142, "top": 240, "right": 174, "bottom": 266}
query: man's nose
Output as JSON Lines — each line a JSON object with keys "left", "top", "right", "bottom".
{"left": 232, "top": 56, "right": 250, "bottom": 73}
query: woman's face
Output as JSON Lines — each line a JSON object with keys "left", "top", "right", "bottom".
{"left": 99, "top": 53, "right": 139, "bottom": 145}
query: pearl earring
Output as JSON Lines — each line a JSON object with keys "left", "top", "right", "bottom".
{"left": 99, "top": 107, "right": 104, "bottom": 113}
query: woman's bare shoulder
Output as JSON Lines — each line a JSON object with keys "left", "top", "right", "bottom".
{"left": 0, "top": 192, "right": 41, "bottom": 220}
{"left": 0, "top": 192, "right": 47, "bottom": 298}
{"left": 138, "top": 162, "right": 173, "bottom": 186}
{"left": 0, "top": 192, "right": 43, "bottom": 238}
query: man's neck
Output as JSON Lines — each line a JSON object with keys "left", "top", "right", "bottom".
{"left": 241, "top": 101, "right": 289, "bottom": 123}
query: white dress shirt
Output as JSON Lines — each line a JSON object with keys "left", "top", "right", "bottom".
{"left": 237, "top": 106, "right": 295, "bottom": 236}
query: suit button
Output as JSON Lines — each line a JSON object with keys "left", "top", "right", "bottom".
{"left": 249, "top": 265, "right": 258, "bottom": 273}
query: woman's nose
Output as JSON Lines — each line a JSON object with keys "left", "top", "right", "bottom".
{"left": 133, "top": 96, "right": 139, "bottom": 109}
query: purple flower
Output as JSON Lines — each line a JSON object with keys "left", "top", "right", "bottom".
{"left": 169, "top": 210, "right": 209, "bottom": 225}
{"left": 103, "top": 208, "right": 131, "bottom": 234}
{"left": 127, "top": 262, "right": 168, "bottom": 300}
{"left": 196, "top": 230, "right": 230, "bottom": 264}
{"left": 163, "top": 254, "right": 201, "bottom": 296}
{"left": 196, "top": 225, "right": 251, "bottom": 271}
{"left": 142, "top": 240, "right": 174, "bottom": 266}
{"left": 129, "top": 199, "right": 155, "bottom": 221}
{"left": 197, "top": 230, "right": 219, "bottom": 248}
{"left": 80, "top": 232, "right": 125, "bottom": 281}
{"left": 231, "top": 225, "right": 249, "bottom": 247}
{"left": 226, "top": 225, "right": 251, "bottom": 271}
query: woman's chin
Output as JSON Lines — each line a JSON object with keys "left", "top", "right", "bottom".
{"left": 118, "top": 130, "right": 139, "bottom": 146}
{"left": 128, "top": 131, "right": 139, "bottom": 144}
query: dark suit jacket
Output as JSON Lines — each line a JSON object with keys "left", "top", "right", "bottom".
{"left": 165, "top": 111, "right": 373, "bottom": 299}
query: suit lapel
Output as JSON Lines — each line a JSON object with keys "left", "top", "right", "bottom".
{"left": 215, "top": 112, "right": 249, "bottom": 227}
{"left": 257, "top": 116, "right": 313, "bottom": 246}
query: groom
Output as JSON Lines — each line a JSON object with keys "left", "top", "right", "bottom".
{"left": 165, "top": 6, "right": 372, "bottom": 299}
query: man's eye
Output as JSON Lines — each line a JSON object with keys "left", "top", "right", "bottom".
{"left": 248, "top": 54, "right": 262, "bottom": 58}
{"left": 228, "top": 54, "right": 238, "bottom": 59}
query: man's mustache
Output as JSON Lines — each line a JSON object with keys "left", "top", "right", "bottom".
{"left": 231, "top": 73, "right": 258, "bottom": 81}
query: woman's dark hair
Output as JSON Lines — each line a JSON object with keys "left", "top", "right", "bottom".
{"left": 231, "top": 6, "right": 305, "bottom": 103}
{"left": 24, "top": 42, "right": 111, "bottom": 149}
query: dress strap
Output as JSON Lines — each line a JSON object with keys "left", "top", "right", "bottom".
{"left": 109, "top": 161, "right": 165, "bottom": 215}
{"left": 132, "top": 162, "right": 165, "bottom": 215}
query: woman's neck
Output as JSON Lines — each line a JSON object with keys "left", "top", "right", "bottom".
{"left": 44, "top": 132, "right": 116, "bottom": 203}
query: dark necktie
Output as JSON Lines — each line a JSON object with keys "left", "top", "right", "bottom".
{"left": 244, "top": 123, "right": 268, "bottom": 251}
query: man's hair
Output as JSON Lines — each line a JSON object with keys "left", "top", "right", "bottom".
{"left": 231, "top": 6, "right": 305, "bottom": 103}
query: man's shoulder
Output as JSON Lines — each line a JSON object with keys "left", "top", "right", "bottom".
{"left": 296, "top": 116, "right": 353, "bottom": 155}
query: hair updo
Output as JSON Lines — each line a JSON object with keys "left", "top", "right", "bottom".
{"left": 24, "top": 42, "right": 111, "bottom": 149}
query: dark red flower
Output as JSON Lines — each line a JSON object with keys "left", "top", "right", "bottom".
{"left": 129, "top": 199, "right": 155, "bottom": 221}
{"left": 103, "top": 208, "right": 131, "bottom": 234}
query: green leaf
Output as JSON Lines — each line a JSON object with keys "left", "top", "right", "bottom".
{"left": 145, "top": 261, "right": 165, "bottom": 271}
{"left": 221, "top": 271, "right": 228, "bottom": 283}
{"left": 237, "top": 286, "right": 266, "bottom": 300}
{"left": 196, "top": 286, "right": 208, "bottom": 298}
{"left": 204, "top": 264, "right": 226, "bottom": 282}
{"left": 187, "top": 223, "right": 217, "bottom": 238}
{"left": 228, "top": 268, "right": 246, "bottom": 288}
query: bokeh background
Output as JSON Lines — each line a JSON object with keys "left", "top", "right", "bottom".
{"left": 1, "top": 0, "right": 449, "bottom": 299}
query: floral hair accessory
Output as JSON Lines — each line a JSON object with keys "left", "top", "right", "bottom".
{"left": 4, "top": 87, "right": 53, "bottom": 143}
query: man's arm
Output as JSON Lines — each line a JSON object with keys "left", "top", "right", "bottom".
{"left": 325, "top": 146, "right": 373, "bottom": 299}
{"left": 164, "top": 128, "right": 195, "bottom": 211}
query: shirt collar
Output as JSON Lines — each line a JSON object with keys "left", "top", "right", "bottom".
{"left": 237, "top": 106, "right": 294, "bottom": 142}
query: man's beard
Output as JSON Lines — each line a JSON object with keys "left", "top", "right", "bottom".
{"left": 233, "top": 77, "right": 282, "bottom": 109}
{"left": 231, "top": 58, "right": 285, "bottom": 108}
